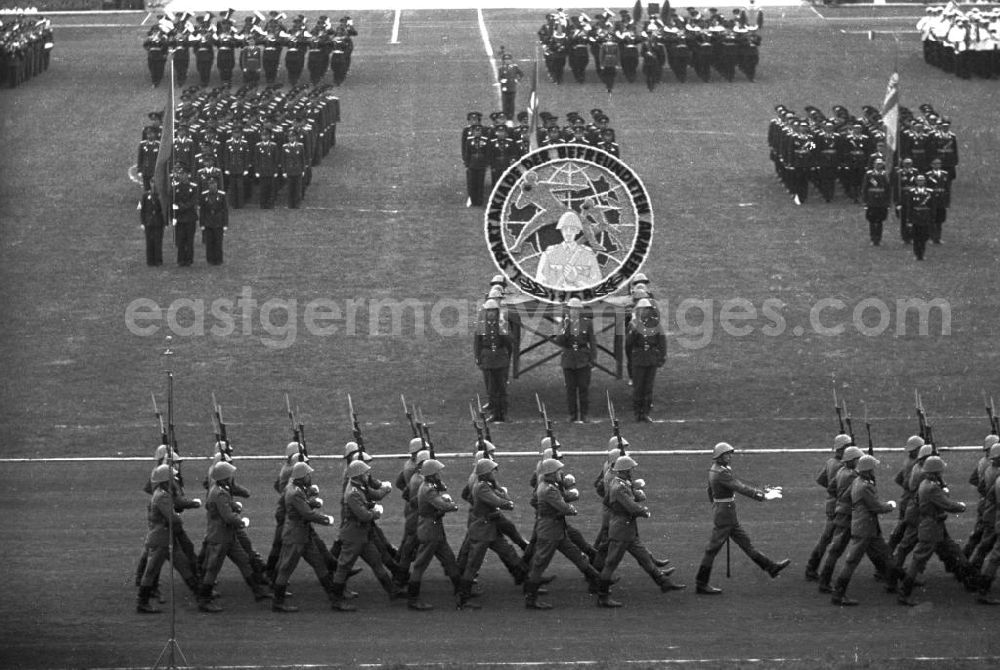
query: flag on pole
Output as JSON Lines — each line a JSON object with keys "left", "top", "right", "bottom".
{"left": 880, "top": 71, "right": 899, "bottom": 165}
{"left": 152, "top": 50, "right": 175, "bottom": 224}
{"left": 527, "top": 51, "right": 540, "bottom": 152}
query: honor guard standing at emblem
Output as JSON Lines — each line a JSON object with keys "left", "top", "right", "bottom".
{"left": 475, "top": 299, "right": 513, "bottom": 423}
{"left": 554, "top": 298, "right": 595, "bottom": 424}
{"left": 626, "top": 298, "right": 665, "bottom": 422}
{"left": 695, "top": 442, "right": 790, "bottom": 595}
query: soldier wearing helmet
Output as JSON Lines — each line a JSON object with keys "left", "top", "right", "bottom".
{"left": 806, "top": 434, "right": 854, "bottom": 582}
{"left": 830, "top": 455, "right": 902, "bottom": 606}
{"left": 554, "top": 297, "right": 597, "bottom": 423}
{"left": 474, "top": 298, "right": 513, "bottom": 423}
{"left": 696, "top": 443, "right": 790, "bottom": 595}
{"left": 598, "top": 455, "right": 684, "bottom": 607}
{"left": 263, "top": 441, "right": 309, "bottom": 585}
{"left": 407, "top": 459, "right": 463, "bottom": 610}
{"left": 339, "top": 444, "right": 402, "bottom": 585}
{"left": 136, "top": 465, "right": 201, "bottom": 613}
{"left": 891, "top": 442, "right": 937, "bottom": 568}
{"left": 328, "top": 460, "right": 403, "bottom": 610}
{"left": 626, "top": 297, "right": 666, "bottom": 422}
{"left": 963, "top": 434, "right": 1000, "bottom": 560}
{"left": 590, "top": 437, "right": 638, "bottom": 571}
{"left": 456, "top": 458, "right": 521, "bottom": 608}
{"left": 199, "top": 462, "right": 273, "bottom": 611}
{"left": 394, "top": 449, "right": 432, "bottom": 589}
{"left": 974, "top": 442, "right": 1000, "bottom": 605}
{"left": 270, "top": 461, "right": 336, "bottom": 612}
{"left": 886, "top": 436, "right": 925, "bottom": 554}
{"left": 536, "top": 213, "right": 603, "bottom": 290}
{"left": 898, "top": 456, "right": 974, "bottom": 606}
{"left": 816, "top": 445, "right": 865, "bottom": 592}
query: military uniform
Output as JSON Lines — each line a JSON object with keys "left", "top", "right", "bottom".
{"left": 172, "top": 176, "right": 199, "bottom": 266}
{"left": 625, "top": 314, "right": 665, "bottom": 422}
{"left": 254, "top": 133, "right": 279, "bottom": 208}
{"left": 805, "top": 447, "right": 846, "bottom": 579}
{"left": 139, "top": 190, "right": 165, "bottom": 267}
{"left": 474, "top": 312, "right": 512, "bottom": 422}
{"left": 138, "top": 480, "right": 200, "bottom": 611}
{"left": 272, "top": 471, "right": 336, "bottom": 611}
{"left": 408, "top": 470, "right": 462, "bottom": 608}
{"left": 861, "top": 165, "right": 891, "bottom": 246}
{"left": 905, "top": 181, "right": 935, "bottom": 260}
{"left": 200, "top": 185, "right": 228, "bottom": 265}
{"left": 554, "top": 310, "right": 596, "bottom": 422}
{"left": 458, "top": 465, "right": 520, "bottom": 607}
{"left": 280, "top": 136, "right": 307, "bottom": 209}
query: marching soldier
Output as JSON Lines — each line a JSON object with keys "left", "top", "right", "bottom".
{"left": 964, "top": 434, "right": 1000, "bottom": 560}
{"left": 805, "top": 434, "right": 852, "bottom": 580}
{"left": 816, "top": 446, "right": 864, "bottom": 592}
{"left": 830, "top": 455, "right": 902, "bottom": 606}
{"left": 554, "top": 298, "right": 595, "bottom": 423}
{"left": 393, "top": 442, "right": 430, "bottom": 589}
{"left": 199, "top": 178, "right": 228, "bottom": 266}
{"left": 139, "top": 187, "right": 165, "bottom": 267}
{"left": 695, "top": 442, "right": 790, "bottom": 595}
{"left": 887, "top": 436, "right": 926, "bottom": 553}
{"left": 861, "top": 158, "right": 891, "bottom": 246}
{"left": 474, "top": 299, "right": 513, "bottom": 423}
{"left": 407, "top": 459, "right": 462, "bottom": 611}
{"left": 974, "top": 442, "right": 1000, "bottom": 605}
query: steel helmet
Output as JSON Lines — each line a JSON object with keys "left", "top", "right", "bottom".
{"left": 343, "top": 441, "right": 360, "bottom": 457}
{"left": 630, "top": 287, "right": 649, "bottom": 300}
{"left": 916, "top": 444, "right": 934, "bottom": 460}
{"left": 490, "top": 274, "right": 506, "bottom": 286}
{"left": 985, "top": 434, "right": 1000, "bottom": 451}
{"left": 210, "top": 461, "right": 237, "bottom": 482}
{"left": 566, "top": 297, "right": 583, "bottom": 309}
{"left": 541, "top": 447, "right": 555, "bottom": 460}
{"left": 613, "top": 455, "right": 637, "bottom": 472}
{"left": 291, "top": 462, "right": 314, "bottom": 480}
{"left": 556, "top": 210, "right": 583, "bottom": 233}
{"left": 483, "top": 299, "right": 500, "bottom": 311}
{"left": 608, "top": 436, "right": 629, "bottom": 450}
{"left": 635, "top": 298, "right": 653, "bottom": 310}
{"left": 475, "top": 458, "right": 499, "bottom": 476}
{"left": 154, "top": 444, "right": 182, "bottom": 462}
{"left": 415, "top": 449, "right": 431, "bottom": 464}
{"left": 345, "top": 460, "right": 371, "bottom": 479}
{"left": 408, "top": 437, "right": 425, "bottom": 454}
{"left": 487, "top": 286, "right": 504, "bottom": 299}
{"left": 905, "top": 435, "right": 925, "bottom": 453}
{"left": 285, "top": 441, "right": 302, "bottom": 458}
{"left": 150, "top": 464, "right": 172, "bottom": 484}
{"left": 712, "top": 442, "right": 735, "bottom": 459}
{"left": 842, "top": 446, "right": 864, "bottom": 462}
{"left": 631, "top": 272, "right": 649, "bottom": 285}
{"left": 833, "top": 434, "right": 853, "bottom": 450}
{"left": 857, "top": 455, "right": 880, "bottom": 473}
{"left": 422, "top": 459, "right": 445, "bottom": 476}
{"left": 922, "top": 456, "right": 945, "bottom": 474}
{"left": 477, "top": 440, "right": 496, "bottom": 454}
{"left": 990, "top": 443, "right": 1000, "bottom": 460}
{"left": 539, "top": 458, "right": 564, "bottom": 476}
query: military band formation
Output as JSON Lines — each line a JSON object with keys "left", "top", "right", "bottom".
{"left": 768, "top": 102, "right": 958, "bottom": 259}
{"left": 0, "top": 9, "right": 52, "bottom": 88}
{"left": 143, "top": 11, "right": 357, "bottom": 88}
{"left": 461, "top": 108, "right": 620, "bottom": 207}
{"left": 536, "top": 5, "right": 763, "bottom": 91}
{"left": 135, "top": 391, "right": 1000, "bottom": 615}
{"left": 137, "top": 84, "right": 340, "bottom": 266}
{"left": 917, "top": 5, "right": 1000, "bottom": 80}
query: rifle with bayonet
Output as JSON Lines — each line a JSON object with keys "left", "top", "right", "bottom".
{"left": 843, "top": 399, "right": 856, "bottom": 447}
{"left": 535, "top": 393, "right": 560, "bottom": 460}
{"left": 415, "top": 406, "right": 435, "bottom": 459}
{"left": 401, "top": 394, "right": 418, "bottom": 439}
{"left": 915, "top": 389, "right": 928, "bottom": 443}
{"left": 984, "top": 392, "right": 999, "bottom": 436}
{"left": 862, "top": 401, "right": 874, "bottom": 456}
{"left": 152, "top": 391, "right": 168, "bottom": 446}
{"left": 476, "top": 393, "right": 493, "bottom": 443}
{"left": 607, "top": 390, "right": 626, "bottom": 455}
{"left": 211, "top": 391, "right": 233, "bottom": 460}
{"left": 347, "top": 393, "right": 366, "bottom": 455}
{"left": 833, "top": 388, "right": 847, "bottom": 435}
{"left": 470, "top": 402, "right": 488, "bottom": 456}
{"left": 285, "top": 393, "right": 307, "bottom": 461}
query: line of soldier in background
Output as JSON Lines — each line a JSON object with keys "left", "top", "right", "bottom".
{"left": 144, "top": 11, "right": 357, "bottom": 89}
{"left": 917, "top": 5, "right": 1000, "bottom": 80}
{"left": 461, "top": 108, "right": 619, "bottom": 206}
{"left": 0, "top": 10, "right": 52, "bottom": 88}
{"left": 537, "top": 5, "right": 763, "bottom": 92}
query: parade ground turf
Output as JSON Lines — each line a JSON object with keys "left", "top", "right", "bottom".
{"left": 1, "top": 4, "right": 999, "bottom": 669}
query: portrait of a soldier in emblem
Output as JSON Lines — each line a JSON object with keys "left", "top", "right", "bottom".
{"left": 535, "top": 211, "right": 601, "bottom": 289}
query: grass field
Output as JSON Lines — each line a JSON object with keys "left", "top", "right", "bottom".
{"left": 0, "top": 5, "right": 999, "bottom": 669}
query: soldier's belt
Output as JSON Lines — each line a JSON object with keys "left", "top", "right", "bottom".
{"left": 712, "top": 497, "right": 735, "bottom": 503}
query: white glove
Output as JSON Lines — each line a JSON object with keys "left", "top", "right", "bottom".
{"left": 499, "top": 486, "right": 508, "bottom": 495}
{"left": 241, "top": 517, "right": 250, "bottom": 528}
{"left": 233, "top": 501, "right": 243, "bottom": 512}
{"left": 441, "top": 493, "right": 453, "bottom": 504}
{"left": 633, "top": 478, "right": 646, "bottom": 489}
{"left": 958, "top": 502, "right": 966, "bottom": 512}
{"left": 308, "top": 485, "right": 320, "bottom": 496}
{"left": 313, "top": 497, "right": 324, "bottom": 508}
{"left": 191, "top": 498, "right": 202, "bottom": 507}
{"left": 564, "top": 488, "right": 580, "bottom": 502}
{"left": 562, "top": 474, "right": 576, "bottom": 487}
{"left": 324, "top": 514, "right": 335, "bottom": 525}
{"left": 764, "top": 488, "right": 783, "bottom": 501}
{"left": 887, "top": 500, "right": 897, "bottom": 511}
{"left": 634, "top": 490, "right": 647, "bottom": 502}
{"left": 372, "top": 503, "right": 384, "bottom": 518}
{"left": 380, "top": 482, "right": 392, "bottom": 495}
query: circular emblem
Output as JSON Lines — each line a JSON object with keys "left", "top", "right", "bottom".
{"left": 485, "top": 144, "right": 654, "bottom": 304}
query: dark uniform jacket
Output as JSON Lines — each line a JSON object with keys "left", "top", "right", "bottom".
{"left": 849, "top": 476, "right": 894, "bottom": 538}
{"left": 554, "top": 316, "right": 596, "bottom": 369}
{"left": 282, "top": 481, "right": 328, "bottom": 545}
{"left": 200, "top": 190, "right": 228, "bottom": 230}
{"left": 607, "top": 475, "right": 647, "bottom": 541}
{"left": 626, "top": 321, "right": 666, "bottom": 367}
{"left": 916, "top": 475, "right": 965, "bottom": 543}
{"left": 862, "top": 170, "right": 891, "bottom": 207}
{"left": 205, "top": 483, "right": 242, "bottom": 544}
{"left": 417, "top": 479, "right": 458, "bottom": 543}
{"left": 707, "top": 462, "right": 764, "bottom": 527}
{"left": 535, "top": 479, "right": 577, "bottom": 541}
{"left": 474, "top": 320, "right": 513, "bottom": 369}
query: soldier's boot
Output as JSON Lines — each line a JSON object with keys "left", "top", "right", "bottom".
{"left": 246, "top": 576, "right": 273, "bottom": 601}
{"left": 652, "top": 556, "right": 671, "bottom": 568}
{"left": 329, "top": 580, "right": 358, "bottom": 612}
{"left": 136, "top": 586, "right": 162, "bottom": 614}
{"left": 524, "top": 580, "right": 553, "bottom": 610}
{"left": 377, "top": 571, "right": 407, "bottom": 600}
{"left": 271, "top": 584, "right": 299, "bottom": 613}
{"left": 897, "top": 575, "right": 918, "bottom": 607}
{"left": 511, "top": 560, "right": 529, "bottom": 586}
{"left": 197, "top": 584, "right": 223, "bottom": 613}
{"left": 883, "top": 566, "right": 902, "bottom": 593}
{"left": 151, "top": 575, "right": 165, "bottom": 603}
{"left": 456, "top": 579, "right": 481, "bottom": 610}
{"left": 451, "top": 576, "right": 482, "bottom": 598}
{"left": 655, "top": 570, "right": 686, "bottom": 592}
{"left": 695, "top": 565, "right": 722, "bottom": 595}
{"left": 768, "top": 558, "right": 792, "bottom": 579}
{"left": 134, "top": 553, "right": 147, "bottom": 588}
{"left": 249, "top": 551, "right": 267, "bottom": 578}
{"left": 831, "top": 577, "right": 858, "bottom": 606}
{"left": 407, "top": 582, "right": 433, "bottom": 611}
{"left": 596, "top": 579, "right": 623, "bottom": 608}
{"left": 804, "top": 547, "right": 823, "bottom": 581}
{"left": 976, "top": 576, "right": 1000, "bottom": 605}
{"left": 817, "top": 562, "right": 835, "bottom": 593}
{"left": 184, "top": 576, "right": 201, "bottom": 596}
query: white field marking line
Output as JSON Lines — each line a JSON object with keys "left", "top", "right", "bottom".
{"left": 53, "top": 23, "right": 140, "bottom": 28}
{"left": 0, "top": 446, "right": 981, "bottom": 463}
{"left": 809, "top": 4, "right": 825, "bottom": 19}
{"left": 390, "top": 8, "right": 401, "bottom": 44}
{"left": 841, "top": 29, "right": 919, "bottom": 34}
{"left": 477, "top": 7, "right": 502, "bottom": 106}
{"left": 86, "top": 656, "right": 1000, "bottom": 670}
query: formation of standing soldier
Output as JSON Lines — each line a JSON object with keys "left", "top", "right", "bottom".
{"left": 0, "top": 10, "right": 52, "bottom": 88}
{"left": 537, "top": 5, "right": 763, "bottom": 92}
{"left": 461, "top": 108, "right": 620, "bottom": 207}
{"left": 143, "top": 11, "right": 357, "bottom": 88}
{"left": 917, "top": 5, "right": 1000, "bottom": 80}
